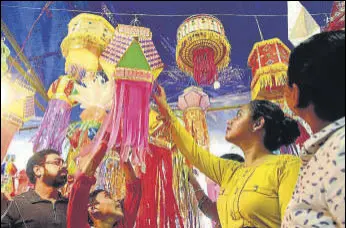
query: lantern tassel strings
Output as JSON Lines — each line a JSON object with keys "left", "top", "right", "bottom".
{"left": 31, "top": 99, "right": 72, "bottom": 152}
{"left": 193, "top": 47, "right": 217, "bottom": 85}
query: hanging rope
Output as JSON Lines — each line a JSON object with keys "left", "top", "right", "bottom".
{"left": 1, "top": 4, "right": 329, "bottom": 17}
{"left": 130, "top": 14, "right": 141, "bottom": 26}
{"left": 254, "top": 16, "right": 264, "bottom": 41}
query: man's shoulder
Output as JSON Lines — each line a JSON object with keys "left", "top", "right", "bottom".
{"left": 12, "top": 189, "right": 35, "bottom": 202}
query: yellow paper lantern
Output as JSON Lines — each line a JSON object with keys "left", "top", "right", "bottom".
{"left": 61, "top": 13, "right": 115, "bottom": 78}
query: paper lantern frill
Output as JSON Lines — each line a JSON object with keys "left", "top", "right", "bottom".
{"left": 63, "top": 76, "right": 113, "bottom": 176}
{"left": 135, "top": 109, "right": 184, "bottom": 227}
{"left": 61, "top": 13, "right": 115, "bottom": 79}
{"left": 32, "top": 75, "right": 77, "bottom": 153}
{"left": 176, "top": 14, "right": 230, "bottom": 85}
{"left": 1, "top": 76, "right": 35, "bottom": 162}
{"left": 87, "top": 24, "right": 164, "bottom": 169}
{"left": 324, "top": 1, "right": 345, "bottom": 31}
{"left": 248, "top": 38, "right": 291, "bottom": 102}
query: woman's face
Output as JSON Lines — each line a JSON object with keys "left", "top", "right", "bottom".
{"left": 225, "top": 105, "right": 255, "bottom": 144}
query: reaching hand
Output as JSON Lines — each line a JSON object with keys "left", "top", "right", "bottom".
{"left": 152, "top": 84, "right": 170, "bottom": 118}
{"left": 188, "top": 169, "right": 200, "bottom": 190}
{"left": 77, "top": 132, "right": 110, "bottom": 177}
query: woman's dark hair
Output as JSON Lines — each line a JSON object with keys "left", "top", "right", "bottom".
{"left": 220, "top": 153, "right": 244, "bottom": 163}
{"left": 249, "top": 100, "right": 301, "bottom": 151}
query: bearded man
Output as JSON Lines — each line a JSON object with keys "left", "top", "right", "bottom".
{"left": 1, "top": 149, "right": 69, "bottom": 228}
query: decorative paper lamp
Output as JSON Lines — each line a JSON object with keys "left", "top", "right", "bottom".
{"left": 178, "top": 86, "right": 210, "bottom": 150}
{"left": 1, "top": 77, "right": 35, "bottom": 162}
{"left": 325, "top": 1, "right": 345, "bottom": 31}
{"left": 1, "top": 38, "right": 10, "bottom": 76}
{"left": 32, "top": 75, "right": 77, "bottom": 153}
{"left": 248, "top": 38, "right": 290, "bottom": 102}
{"left": 61, "top": 13, "right": 115, "bottom": 78}
{"left": 89, "top": 24, "right": 164, "bottom": 170}
{"left": 176, "top": 14, "right": 231, "bottom": 86}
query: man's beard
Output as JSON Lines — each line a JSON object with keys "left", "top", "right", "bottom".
{"left": 44, "top": 171, "right": 68, "bottom": 188}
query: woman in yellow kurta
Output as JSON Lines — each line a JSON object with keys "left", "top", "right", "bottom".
{"left": 153, "top": 86, "right": 302, "bottom": 228}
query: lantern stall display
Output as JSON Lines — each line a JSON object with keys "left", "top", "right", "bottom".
{"left": 60, "top": 13, "right": 115, "bottom": 79}
{"left": 324, "top": 1, "right": 345, "bottom": 31}
{"left": 248, "top": 38, "right": 311, "bottom": 151}
{"left": 31, "top": 75, "right": 77, "bottom": 153}
{"left": 86, "top": 24, "right": 164, "bottom": 171}
{"left": 176, "top": 15, "right": 231, "bottom": 86}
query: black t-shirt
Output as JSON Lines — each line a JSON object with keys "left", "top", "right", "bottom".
{"left": 1, "top": 189, "right": 68, "bottom": 228}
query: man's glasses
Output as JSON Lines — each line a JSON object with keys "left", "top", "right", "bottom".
{"left": 43, "top": 159, "right": 66, "bottom": 167}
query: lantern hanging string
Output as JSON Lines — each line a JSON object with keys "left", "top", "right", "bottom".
{"left": 254, "top": 16, "right": 264, "bottom": 41}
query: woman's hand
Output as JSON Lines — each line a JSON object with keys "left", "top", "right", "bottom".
{"left": 152, "top": 85, "right": 170, "bottom": 119}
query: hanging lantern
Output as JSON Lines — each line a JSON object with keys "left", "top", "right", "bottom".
{"left": 1, "top": 39, "right": 10, "bottom": 77}
{"left": 178, "top": 86, "right": 210, "bottom": 150}
{"left": 85, "top": 24, "right": 164, "bottom": 171}
{"left": 248, "top": 38, "right": 291, "bottom": 101}
{"left": 176, "top": 14, "right": 231, "bottom": 85}
{"left": 61, "top": 13, "right": 115, "bottom": 79}
{"left": 1, "top": 77, "right": 35, "bottom": 162}
{"left": 32, "top": 75, "right": 77, "bottom": 153}
{"left": 324, "top": 1, "right": 345, "bottom": 31}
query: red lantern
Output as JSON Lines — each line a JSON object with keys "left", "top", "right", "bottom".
{"left": 324, "top": 1, "right": 345, "bottom": 31}
{"left": 248, "top": 38, "right": 290, "bottom": 102}
{"left": 176, "top": 15, "right": 231, "bottom": 86}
